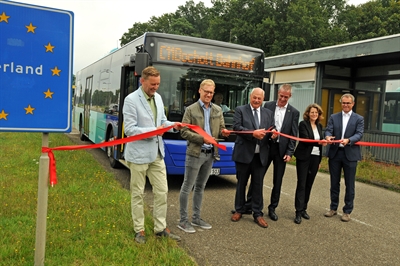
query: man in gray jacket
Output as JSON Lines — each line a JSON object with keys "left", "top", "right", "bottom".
{"left": 178, "top": 79, "right": 230, "bottom": 233}
{"left": 123, "top": 66, "right": 182, "bottom": 244}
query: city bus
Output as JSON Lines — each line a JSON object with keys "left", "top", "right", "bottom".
{"left": 73, "top": 32, "right": 265, "bottom": 176}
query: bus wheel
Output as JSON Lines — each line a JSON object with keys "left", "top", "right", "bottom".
{"left": 79, "top": 118, "right": 87, "bottom": 141}
{"left": 106, "top": 130, "right": 121, "bottom": 168}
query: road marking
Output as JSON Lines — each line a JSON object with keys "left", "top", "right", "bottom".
{"left": 263, "top": 183, "right": 379, "bottom": 229}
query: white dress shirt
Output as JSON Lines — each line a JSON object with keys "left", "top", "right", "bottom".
{"left": 340, "top": 110, "right": 352, "bottom": 147}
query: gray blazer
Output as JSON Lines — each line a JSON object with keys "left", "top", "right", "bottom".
{"left": 123, "top": 87, "right": 175, "bottom": 164}
{"left": 181, "top": 101, "right": 226, "bottom": 159}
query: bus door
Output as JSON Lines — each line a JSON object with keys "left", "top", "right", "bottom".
{"left": 116, "top": 66, "right": 138, "bottom": 160}
{"left": 83, "top": 76, "right": 93, "bottom": 136}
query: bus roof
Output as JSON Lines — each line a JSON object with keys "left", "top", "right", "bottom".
{"left": 264, "top": 34, "right": 400, "bottom": 69}
{"left": 78, "top": 32, "right": 264, "bottom": 73}
{"left": 123, "top": 32, "right": 264, "bottom": 53}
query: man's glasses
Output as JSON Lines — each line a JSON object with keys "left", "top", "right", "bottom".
{"left": 341, "top": 102, "right": 353, "bottom": 105}
{"left": 201, "top": 88, "right": 214, "bottom": 95}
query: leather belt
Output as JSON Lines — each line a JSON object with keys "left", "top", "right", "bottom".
{"left": 201, "top": 148, "right": 213, "bottom": 154}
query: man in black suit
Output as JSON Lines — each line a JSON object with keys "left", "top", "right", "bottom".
{"left": 231, "top": 88, "right": 276, "bottom": 228}
{"left": 324, "top": 93, "right": 364, "bottom": 222}
{"left": 245, "top": 84, "right": 299, "bottom": 221}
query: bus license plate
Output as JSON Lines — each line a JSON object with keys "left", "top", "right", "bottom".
{"left": 210, "top": 168, "right": 220, "bottom": 175}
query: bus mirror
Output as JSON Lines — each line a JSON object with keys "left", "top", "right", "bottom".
{"left": 129, "top": 55, "right": 136, "bottom": 67}
{"left": 135, "top": 53, "right": 150, "bottom": 75}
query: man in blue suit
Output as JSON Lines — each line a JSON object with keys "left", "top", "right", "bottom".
{"left": 123, "top": 66, "right": 182, "bottom": 243}
{"left": 324, "top": 93, "right": 364, "bottom": 222}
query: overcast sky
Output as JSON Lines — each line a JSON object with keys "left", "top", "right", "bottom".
{"left": 14, "top": 0, "right": 370, "bottom": 74}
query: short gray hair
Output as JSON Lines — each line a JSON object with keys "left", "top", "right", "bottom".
{"left": 340, "top": 93, "right": 355, "bottom": 103}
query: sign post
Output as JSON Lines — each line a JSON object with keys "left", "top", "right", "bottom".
{"left": 0, "top": 1, "right": 73, "bottom": 265}
{"left": 35, "top": 133, "right": 49, "bottom": 266}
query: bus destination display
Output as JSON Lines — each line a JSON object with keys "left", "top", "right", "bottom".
{"left": 156, "top": 41, "right": 260, "bottom": 72}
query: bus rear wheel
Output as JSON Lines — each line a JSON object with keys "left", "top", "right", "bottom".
{"left": 79, "top": 118, "right": 87, "bottom": 141}
{"left": 106, "top": 130, "right": 121, "bottom": 168}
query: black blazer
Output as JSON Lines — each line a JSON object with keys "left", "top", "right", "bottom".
{"left": 264, "top": 101, "right": 299, "bottom": 157}
{"left": 294, "top": 120, "right": 323, "bottom": 162}
{"left": 232, "top": 104, "right": 274, "bottom": 166}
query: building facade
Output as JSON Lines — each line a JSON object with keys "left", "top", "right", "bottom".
{"left": 264, "top": 34, "right": 400, "bottom": 164}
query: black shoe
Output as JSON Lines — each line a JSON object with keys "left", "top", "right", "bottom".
{"left": 294, "top": 215, "right": 302, "bottom": 224}
{"left": 302, "top": 211, "right": 310, "bottom": 220}
{"left": 231, "top": 209, "right": 252, "bottom": 215}
{"left": 268, "top": 210, "right": 278, "bottom": 221}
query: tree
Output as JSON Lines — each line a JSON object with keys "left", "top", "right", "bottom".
{"left": 118, "top": 0, "right": 400, "bottom": 56}
{"left": 270, "top": 0, "right": 350, "bottom": 55}
{"left": 120, "top": 0, "right": 211, "bottom": 46}
{"left": 207, "top": 0, "right": 276, "bottom": 53}
{"left": 172, "top": 0, "right": 211, "bottom": 38}
{"left": 341, "top": 0, "right": 400, "bottom": 41}
{"left": 120, "top": 22, "right": 154, "bottom": 46}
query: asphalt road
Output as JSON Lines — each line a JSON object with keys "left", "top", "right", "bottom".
{"left": 67, "top": 131, "right": 400, "bottom": 266}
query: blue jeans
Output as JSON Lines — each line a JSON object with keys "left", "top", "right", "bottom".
{"left": 179, "top": 153, "right": 213, "bottom": 223}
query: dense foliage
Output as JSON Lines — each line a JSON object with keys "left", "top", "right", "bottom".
{"left": 119, "top": 0, "right": 400, "bottom": 56}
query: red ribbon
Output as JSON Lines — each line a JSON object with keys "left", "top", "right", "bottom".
{"left": 42, "top": 124, "right": 226, "bottom": 186}
{"left": 234, "top": 129, "right": 400, "bottom": 147}
{"left": 43, "top": 125, "right": 399, "bottom": 186}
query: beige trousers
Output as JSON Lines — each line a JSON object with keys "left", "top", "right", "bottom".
{"left": 127, "top": 155, "right": 168, "bottom": 234}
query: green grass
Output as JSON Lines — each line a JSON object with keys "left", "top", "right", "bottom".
{"left": 0, "top": 132, "right": 195, "bottom": 266}
{"left": 290, "top": 155, "right": 400, "bottom": 192}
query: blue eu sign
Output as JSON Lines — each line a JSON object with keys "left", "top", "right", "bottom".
{"left": 0, "top": 1, "right": 73, "bottom": 132}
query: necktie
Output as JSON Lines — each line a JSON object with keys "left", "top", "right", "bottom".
{"left": 253, "top": 109, "right": 259, "bottom": 129}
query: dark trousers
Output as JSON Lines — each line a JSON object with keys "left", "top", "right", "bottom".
{"left": 295, "top": 155, "right": 320, "bottom": 213}
{"left": 328, "top": 149, "right": 357, "bottom": 214}
{"left": 245, "top": 142, "right": 287, "bottom": 211}
{"left": 234, "top": 154, "right": 267, "bottom": 218}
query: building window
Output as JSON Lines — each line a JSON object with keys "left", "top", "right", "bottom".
{"left": 383, "top": 79, "right": 400, "bottom": 134}
{"left": 273, "top": 81, "right": 315, "bottom": 121}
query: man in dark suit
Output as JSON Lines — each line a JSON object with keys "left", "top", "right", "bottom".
{"left": 324, "top": 93, "right": 364, "bottom": 222}
{"left": 231, "top": 88, "right": 276, "bottom": 228}
{"left": 245, "top": 84, "right": 299, "bottom": 221}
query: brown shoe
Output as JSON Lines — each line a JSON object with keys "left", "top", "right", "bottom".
{"left": 254, "top": 216, "right": 269, "bottom": 228}
{"left": 231, "top": 212, "right": 242, "bottom": 222}
{"left": 324, "top": 210, "right": 337, "bottom": 217}
{"left": 341, "top": 213, "right": 351, "bottom": 222}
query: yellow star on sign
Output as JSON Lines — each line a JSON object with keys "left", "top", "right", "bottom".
{"left": 26, "top": 22, "right": 37, "bottom": 33}
{"left": 51, "top": 66, "right": 61, "bottom": 76}
{"left": 0, "top": 12, "right": 10, "bottom": 23}
{"left": 24, "top": 105, "right": 35, "bottom": 114}
{"left": 0, "top": 110, "right": 9, "bottom": 120}
{"left": 44, "top": 42, "right": 55, "bottom": 52}
{"left": 44, "top": 88, "right": 54, "bottom": 98}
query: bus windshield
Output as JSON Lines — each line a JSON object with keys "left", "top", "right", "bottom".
{"left": 154, "top": 64, "right": 263, "bottom": 129}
